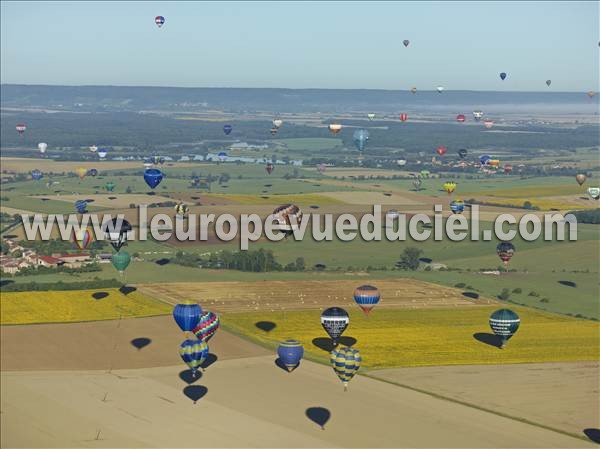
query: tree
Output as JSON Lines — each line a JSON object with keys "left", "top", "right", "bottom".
{"left": 295, "top": 257, "right": 305, "bottom": 271}
{"left": 396, "top": 247, "right": 422, "bottom": 270}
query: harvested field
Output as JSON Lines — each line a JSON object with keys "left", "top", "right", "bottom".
{"left": 36, "top": 193, "right": 176, "bottom": 209}
{"left": 137, "top": 279, "right": 495, "bottom": 313}
{"left": 321, "top": 191, "right": 422, "bottom": 205}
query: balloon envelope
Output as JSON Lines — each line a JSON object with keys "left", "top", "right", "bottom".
{"left": 103, "top": 217, "right": 131, "bottom": 252}
{"left": 320, "top": 307, "right": 349, "bottom": 344}
{"left": 144, "top": 169, "right": 164, "bottom": 189}
{"left": 353, "top": 129, "right": 369, "bottom": 151}
{"left": 456, "top": 114, "right": 466, "bottom": 123}
{"left": 193, "top": 311, "right": 220, "bottom": 342}
{"left": 496, "top": 242, "right": 515, "bottom": 266}
{"left": 75, "top": 199, "right": 88, "bottom": 214}
{"left": 179, "top": 339, "right": 208, "bottom": 375}
{"left": 330, "top": 346, "right": 361, "bottom": 390}
{"left": 173, "top": 302, "right": 203, "bottom": 333}
{"left": 489, "top": 309, "right": 520, "bottom": 348}
{"left": 277, "top": 340, "right": 304, "bottom": 372}
{"left": 38, "top": 142, "right": 48, "bottom": 154}
{"left": 403, "top": 39, "right": 410, "bottom": 47}
{"left": 223, "top": 124, "right": 233, "bottom": 135}
{"left": 587, "top": 187, "right": 600, "bottom": 200}
{"left": 111, "top": 251, "right": 131, "bottom": 273}
{"left": 458, "top": 149, "right": 468, "bottom": 159}
{"left": 155, "top": 16, "right": 165, "bottom": 27}
{"left": 575, "top": 174, "right": 587, "bottom": 186}
{"left": 449, "top": 199, "right": 465, "bottom": 214}
{"left": 500, "top": 72, "right": 507, "bottom": 80}
{"left": 72, "top": 227, "right": 93, "bottom": 250}
{"left": 353, "top": 285, "right": 380, "bottom": 315}
{"left": 31, "top": 169, "right": 43, "bottom": 180}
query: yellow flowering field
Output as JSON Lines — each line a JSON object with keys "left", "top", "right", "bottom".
{"left": 1, "top": 289, "right": 171, "bottom": 325}
{"left": 222, "top": 307, "right": 600, "bottom": 369}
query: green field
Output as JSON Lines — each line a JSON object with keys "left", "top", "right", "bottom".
{"left": 222, "top": 306, "right": 600, "bottom": 370}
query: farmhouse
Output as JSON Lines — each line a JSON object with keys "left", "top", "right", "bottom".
{"left": 34, "top": 255, "right": 63, "bottom": 268}
{"left": 53, "top": 253, "right": 92, "bottom": 268}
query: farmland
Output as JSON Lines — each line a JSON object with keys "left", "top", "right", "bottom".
{"left": 221, "top": 306, "right": 600, "bottom": 369}
{"left": 0, "top": 288, "right": 171, "bottom": 324}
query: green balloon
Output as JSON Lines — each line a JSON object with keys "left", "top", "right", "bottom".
{"left": 105, "top": 181, "right": 115, "bottom": 192}
{"left": 111, "top": 251, "right": 131, "bottom": 273}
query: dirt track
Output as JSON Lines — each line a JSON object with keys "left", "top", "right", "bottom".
{"left": 2, "top": 358, "right": 593, "bottom": 448}
{"left": 137, "top": 279, "right": 495, "bottom": 314}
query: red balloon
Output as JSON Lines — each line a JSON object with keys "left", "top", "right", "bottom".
{"left": 456, "top": 114, "right": 466, "bottom": 123}
{"left": 399, "top": 113, "right": 408, "bottom": 122}
{"left": 436, "top": 145, "right": 447, "bottom": 157}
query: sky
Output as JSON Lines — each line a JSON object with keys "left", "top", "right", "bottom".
{"left": 1, "top": 1, "right": 599, "bottom": 91}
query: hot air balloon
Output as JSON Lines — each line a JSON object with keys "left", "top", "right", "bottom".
{"left": 72, "top": 227, "right": 93, "bottom": 250}
{"left": 105, "top": 181, "right": 115, "bottom": 192}
{"left": 98, "top": 149, "right": 108, "bottom": 159}
{"left": 277, "top": 340, "right": 304, "bottom": 372}
{"left": 88, "top": 168, "right": 98, "bottom": 177}
{"left": 402, "top": 39, "right": 410, "bottom": 47}
{"left": 488, "top": 159, "right": 500, "bottom": 168}
{"left": 353, "top": 129, "right": 369, "bottom": 151}
{"left": 265, "top": 162, "right": 274, "bottom": 175}
{"left": 273, "top": 204, "right": 303, "bottom": 236}
{"left": 399, "top": 113, "right": 408, "bottom": 122}
{"left": 75, "top": 167, "right": 87, "bottom": 180}
{"left": 174, "top": 202, "right": 189, "bottom": 217}
{"left": 410, "top": 87, "right": 417, "bottom": 94}
{"left": 546, "top": 80, "right": 552, "bottom": 87}
{"left": 458, "top": 149, "right": 468, "bottom": 159}
{"left": 449, "top": 199, "right": 465, "bottom": 214}
{"left": 31, "top": 169, "right": 43, "bottom": 181}
{"left": 173, "top": 301, "right": 202, "bottom": 333}
{"left": 16, "top": 124, "right": 26, "bottom": 135}
{"left": 102, "top": 217, "right": 132, "bottom": 252}
{"left": 420, "top": 170, "right": 430, "bottom": 178}
{"left": 320, "top": 307, "right": 349, "bottom": 346}
{"left": 587, "top": 187, "right": 600, "bottom": 200}
{"left": 443, "top": 182, "right": 457, "bottom": 195}
{"left": 75, "top": 200, "right": 88, "bottom": 214}
{"left": 155, "top": 15, "right": 165, "bottom": 27}
{"left": 500, "top": 72, "right": 507, "bottom": 81}
{"left": 89, "top": 145, "right": 98, "bottom": 153}
{"left": 151, "top": 156, "right": 161, "bottom": 165}
{"left": 192, "top": 311, "right": 220, "bottom": 342}
{"left": 473, "top": 111, "right": 484, "bottom": 121}
{"left": 503, "top": 164, "right": 513, "bottom": 174}
{"left": 353, "top": 285, "right": 380, "bottom": 315}
{"left": 272, "top": 118, "right": 283, "bottom": 128}
{"left": 456, "top": 114, "right": 466, "bottom": 123}
{"left": 397, "top": 159, "right": 407, "bottom": 166}
{"left": 143, "top": 161, "right": 153, "bottom": 169}
{"left": 317, "top": 163, "right": 326, "bottom": 174}
{"left": 489, "top": 309, "right": 520, "bottom": 348}
{"left": 144, "top": 168, "right": 163, "bottom": 189}
{"left": 587, "top": 91, "right": 597, "bottom": 98}
{"left": 223, "top": 124, "right": 233, "bottom": 135}
{"left": 483, "top": 119, "right": 494, "bottom": 129}
{"left": 479, "top": 154, "right": 491, "bottom": 166}
{"left": 330, "top": 346, "right": 361, "bottom": 391}
{"left": 328, "top": 123, "right": 342, "bottom": 135}
{"left": 436, "top": 86, "right": 444, "bottom": 93}
{"left": 436, "top": 145, "right": 447, "bottom": 157}
{"left": 270, "top": 127, "right": 278, "bottom": 136}
{"left": 367, "top": 113, "right": 375, "bottom": 121}
{"left": 575, "top": 174, "right": 587, "bottom": 186}
{"left": 179, "top": 339, "right": 208, "bottom": 377}
{"left": 412, "top": 178, "right": 422, "bottom": 191}
{"left": 111, "top": 251, "right": 131, "bottom": 273}
{"left": 38, "top": 142, "right": 47, "bottom": 155}
{"left": 496, "top": 242, "right": 515, "bottom": 270}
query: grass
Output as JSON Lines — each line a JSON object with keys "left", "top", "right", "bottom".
{"left": 221, "top": 306, "right": 600, "bottom": 369}
{"left": 0, "top": 288, "right": 171, "bottom": 324}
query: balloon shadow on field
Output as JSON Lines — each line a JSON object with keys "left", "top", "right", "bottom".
{"left": 274, "top": 358, "right": 300, "bottom": 373}
{"left": 462, "top": 291, "right": 480, "bottom": 299}
{"left": 201, "top": 353, "right": 218, "bottom": 370}
{"left": 419, "top": 257, "right": 433, "bottom": 264}
{"left": 306, "top": 407, "right": 331, "bottom": 430}
{"left": 92, "top": 291, "right": 109, "bottom": 300}
{"left": 558, "top": 280, "right": 577, "bottom": 288}
{"left": 179, "top": 369, "right": 203, "bottom": 385}
{"left": 146, "top": 192, "right": 156, "bottom": 196}
{"left": 155, "top": 258, "right": 170, "bottom": 266}
{"left": 119, "top": 286, "right": 137, "bottom": 295}
{"left": 0, "top": 280, "right": 15, "bottom": 287}
{"left": 255, "top": 321, "right": 277, "bottom": 333}
{"left": 583, "top": 429, "right": 600, "bottom": 443}
{"left": 130, "top": 337, "right": 151, "bottom": 350}
{"left": 183, "top": 385, "right": 207, "bottom": 404}
{"left": 312, "top": 336, "right": 357, "bottom": 352}
{"left": 473, "top": 333, "right": 502, "bottom": 349}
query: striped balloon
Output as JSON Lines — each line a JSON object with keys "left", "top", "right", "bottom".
{"left": 179, "top": 339, "right": 208, "bottom": 376}
{"left": 489, "top": 309, "right": 520, "bottom": 348}
{"left": 192, "top": 311, "right": 220, "bottom": 342}
{"left": 277, "top": 339, "right": 304, "bottom": 372}
{"left": 72, "top": 227, "right": 93, "bottom": 250}
{"left": 353, "top": 285, "right": 380, "bottom": 315}
{"left": 330, "top": 346, "right": 361, "bottom": 391}
{"left": 173, "top": 302, "right": 202, "bottom": 333}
